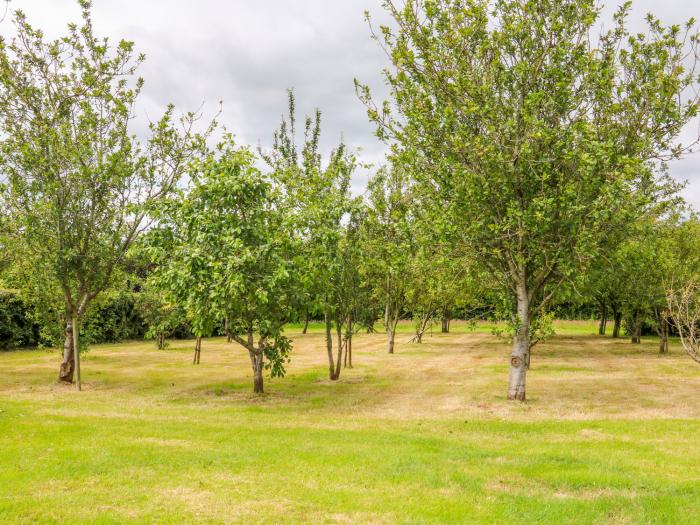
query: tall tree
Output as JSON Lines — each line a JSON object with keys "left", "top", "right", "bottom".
{"left": 261, "top": 91, "right": 358, "bottom": 380}
{"left": 359, "top": 0, "right": 700, "bottom": 400}
{"left": 0, "top": 1, "right": 207, "bottom": 388}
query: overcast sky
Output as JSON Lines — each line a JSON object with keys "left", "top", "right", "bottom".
{"left": 4, "top": 0, "right": 700, "bottom": 203}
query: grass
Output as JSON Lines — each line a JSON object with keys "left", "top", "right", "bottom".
{"left": 2, "top": 320, "right": 700, "bottom": 524}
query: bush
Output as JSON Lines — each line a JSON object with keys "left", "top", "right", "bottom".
{"left": 83, "top": 293, "right": 148, "bottom": 344}
{"left": 0, "top": 290, "right": 40, "bottom": 349}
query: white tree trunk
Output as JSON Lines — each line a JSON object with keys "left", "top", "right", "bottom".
{"left": 508, "top": 282, "right": 529, "bottom": 401}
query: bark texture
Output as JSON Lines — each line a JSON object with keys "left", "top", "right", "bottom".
{"left": 58, "top": 320, "right": 75, "bottom": 383}
{"left": 507, "top": 282, "right": 529, "bottom": 401}
{"left": 325, "top": 314, "right": 338, "bottom": 380}
{"left": 387, "top": 326, "right": 396, "bottom": 354}
{"left": 250, "top": 350, "right": 264, "bottom": 394}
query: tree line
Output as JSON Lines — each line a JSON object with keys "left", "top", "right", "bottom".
{"left": 1, "top": 0, "right": 700, "bottom": 400}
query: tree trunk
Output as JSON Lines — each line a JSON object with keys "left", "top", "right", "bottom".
{"left": 302, "top": 315, "right": 310, "bottom": 335}
{"left": 598, "top": 304, "right": 608, "bottom": 335}
{"left": 415, "top": 313, "right": 431, "bottom": 343}
{"left": 507, "top": 282, "right": 529, "bottom": 401}
{"left": 347, "top": 318, "right": 353, "bottom": 369}
{"left": 58, "top": 319, "right": 75, "bottom": 384}
{"left": 193, "top": 336, "right": 202, "bottom": 364}
{"left": 225, "top": 317, "right": 232, "bottom": 343}
{"left": 343, "top": 315, "right": 352, "bottom": 368}
{"left": 334, "top": 320, "right": 344, "bottom": 379}
{"left": 612, "top": 311, "right": 622, "bottom": 339}
{"left": 441, "top": 315, "right": 450, "bottom": 334}
{"left": 384, "top": 301, "right": 390, "bottom": 332}
{"left": 631, "top": 311, "right": 642, "bottom": 344}
{"left": 249, "top": 350, "right": 264, "bottom": 394}
{"left": 658, "top": 315, "right": 669, "bottom": 354}
{"left": 525, "top": 348, "right": 531, "bottom": 370}
{"left": 387, "top": 313, "right": 398, "bottom": 354}
{"left": 366, "top": 318, "right": 376, "bottom": 334}
{"left": 72, "top": 317, "right": 81, "bottom": 391}
{"left": 158, "top": 333, "right": 165, "bottom": 350}
{"left": 325, "top": 313, "right": 336, "bottom": 380}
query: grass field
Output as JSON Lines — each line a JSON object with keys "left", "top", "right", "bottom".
{"left": 2, "top": 320, "right": 700, "bottom": 524}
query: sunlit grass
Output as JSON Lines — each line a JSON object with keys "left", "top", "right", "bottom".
{"left": 1, "top": 320, "right": 699, "bottom": 523}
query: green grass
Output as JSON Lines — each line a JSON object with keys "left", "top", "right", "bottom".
{"left": 1, "top": 320, "right": 700, "bottom": 524}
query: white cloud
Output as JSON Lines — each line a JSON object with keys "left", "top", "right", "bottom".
{"left": 4, "top": 0, "right": 700, "bottom": 203}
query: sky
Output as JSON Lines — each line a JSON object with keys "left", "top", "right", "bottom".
{"left": 3, "top": 0, "right": 700, "bottom": 203}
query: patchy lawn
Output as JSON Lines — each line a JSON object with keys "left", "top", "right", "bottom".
{"left": 1, "top": 321, "right": 699, "bottom": 524}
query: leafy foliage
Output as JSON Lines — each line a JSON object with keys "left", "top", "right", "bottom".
{"left": 358, "top": 0, "right": 700, "bottom": 399}
{"left": 145, "top": 137, "right": 298, "bottom": 390}
{"left": 0, "top": 1, "right": 209, "bottom": 382}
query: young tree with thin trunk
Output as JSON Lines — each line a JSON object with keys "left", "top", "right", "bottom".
{"left": 359, "top": 0, "right": 700, "bottom": 400}
{"left": 135, "top": 283, "right": 186, "bottom": 350}
{"left": 261, "top": 91, "right": 358, "bottom": 381}
{"left": 362, "top": 167, "right": 414, "bottom": 354}
{"left": 145, "top": 139, "right": 296, "bottom": 393}
{"left": 0, "top": 1, "right": 206, "bottom": 388}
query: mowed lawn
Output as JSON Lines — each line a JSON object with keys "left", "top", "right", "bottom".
{"left": 2, "top": 321, "right": 700, "bottom": 524}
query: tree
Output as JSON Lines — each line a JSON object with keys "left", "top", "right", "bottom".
{"left": 583, "top": 175, "right": 682, "bottom": 343}
{"left": 362, "top": 167, "right": 414, "bottom": 354}
{"left": 406, "top": 247, "right": 476, "bottom": 343}
{"left": 135, "top": 284, "right": 185, "bottom": 350}
{"left": 665, "top": 216, "right": 700, "bottom": 361}
{"left": 261, "top": 91, "right": 359, "bottom": 380}
{"left": 359, "top": 0, "right": 700, "bottom": 400}
{"left": 145, "top": 138, "right": 296, "bottom": 393}
{"left": 0, "top": 1, "right": 206, "bottom": 388}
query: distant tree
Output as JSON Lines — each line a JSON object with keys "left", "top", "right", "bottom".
{"left": 583, "top": 175, "right": 682, "bottom": 342}
{"left": 0, "top": 1, "right": 207, "bottom": 388}
{"left": 665, "top": 216, "right": 700, "bottom": 360}
{"left": 616, "top": 231, "right": 668, "bottom": 345}
{"left": 406, "top": 247, "right": 476, "bottom": 343}
{"left": 359, "top": 0, "right": 700, "bottom": 400}
{"left": 135, "top": 285, "right": 185, "bottom": 350}
{"left": 362, "top": 167, "right": 415, "bottom": 353}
